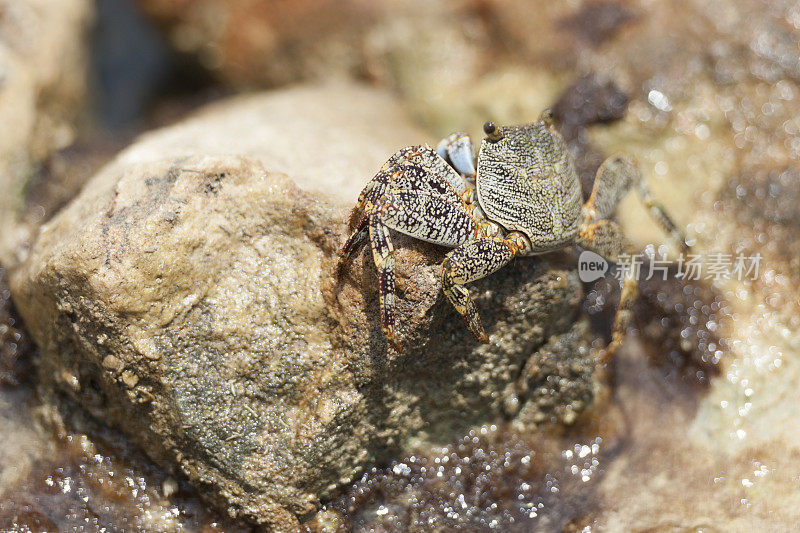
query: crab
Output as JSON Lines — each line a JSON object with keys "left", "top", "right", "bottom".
{"left": 337, "top": 110, "right": 687, "bottom": 360}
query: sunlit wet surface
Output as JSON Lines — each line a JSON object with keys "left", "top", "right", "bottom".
{"left": 0, "top": 425, "right": 247, "bottom": 532}
{"left": 324, "top": 424, "right": 604, "bottom": 531}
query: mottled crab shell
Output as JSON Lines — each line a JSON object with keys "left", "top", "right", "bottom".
{"left": 476, "top": 120, "right": 583, "bottom": 250}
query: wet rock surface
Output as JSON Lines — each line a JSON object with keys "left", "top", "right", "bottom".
{"left": 324, "top": 422, "right": 605, "bottom": 531}
{"left": 10, "top": 84, "right": 595, "bottom": 529}
{"left": 0, "top": 414, "right": 248, "bottom": 532}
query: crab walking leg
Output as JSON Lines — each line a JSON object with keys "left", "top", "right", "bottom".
{"left": 634, "top": 178, "right": 689, "bottom": 252}
{"left": 441, "top": 236, "right": 521, "bottom": 343}
{"left": 339, "top": 166, "right": 406, "bottom": 277}
{"left": 367, "top": 210, "right": 400, "bottom": 348}
{"left": 347, "top": 165, "right": 398, "bottom": 229}
{"left": 584, "top": 155, "right": 688, "bottom": 250}
{"left": 581, "top": 155, "right": 635, "bottom": 223}
{"left": 379, "top": 189, "right": 479, "bottom": 244}
{"left": 336, "top": 211, "right": 370, "bottom": 278}
{"left": 361, "top": 187, "right": 481, "bottom": 345}
{"left": 341, "top": 167, "right": 399, "bottom": 269}
{"left": 577, "top": 219, "right": 638, "bottom": 363}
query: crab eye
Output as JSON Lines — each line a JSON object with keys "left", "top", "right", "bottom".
{"left": 483, "top": 121, "right": 504, "bottom": 142}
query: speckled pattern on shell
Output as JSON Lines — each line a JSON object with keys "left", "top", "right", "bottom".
{"left": 477, "top": 121, "right": 582, "bottom": 249}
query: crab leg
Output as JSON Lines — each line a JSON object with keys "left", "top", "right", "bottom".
{"left": 367, "top": 208, "right": 399, "bottom": 348}
{"left": 583, "top": 155, "right": 688, "bottom": 251}
{"left": 442, "top": 236, "right": 522, "bottom": 343}
{"left": 338, "top": 164, "right": 399, "bottom": 275}
{"left": 582, "top": 155, "right": 635, "bottom": 223}
{"left": 363, "top": 188, "right": 480, "bottom": 347}
{"left": 359, "top": 146, "right": 467, "bottom": 210}
{"left": 635, "top": 180, "right": 689, "bottom": 252}
{"left": 581, "top": 154, "right": 690, "bottom": 361}
{"left": 577, "top": 218, "right": 637, "bottom": 363}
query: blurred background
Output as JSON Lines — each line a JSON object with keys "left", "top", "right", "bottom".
{"left": 2, "top": 0, "right": 800, "bottom": 530}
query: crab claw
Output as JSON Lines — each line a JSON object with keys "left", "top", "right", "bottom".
{"left": 436, "top": 133, "right": 476, "bottom": 177}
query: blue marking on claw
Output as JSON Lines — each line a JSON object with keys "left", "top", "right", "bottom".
{"left": 448, "top": 136, "right": 476, "bottom": 177}
{"left": 435, "top": 138, "right": 449, "bottom": 161}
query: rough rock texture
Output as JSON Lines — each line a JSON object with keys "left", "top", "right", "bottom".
{"left": 11, "top": 84, "right": 595, "bottom": 530}
{"left": 101, "top": 83, "right": 431, "bottom": 207}
{"left": 0, "top": 0, "right": 93, "bottom": 266}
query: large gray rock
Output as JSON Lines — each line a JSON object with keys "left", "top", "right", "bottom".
{"left": 11, "top": 84, "right": 595, "bottom": 530}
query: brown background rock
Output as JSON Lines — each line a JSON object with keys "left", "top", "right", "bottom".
{"left": 134, "top": 0, "right": 386, "bottom": 88}
{"left": 0, "top": 0, "right": 93, "bottom": 266}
